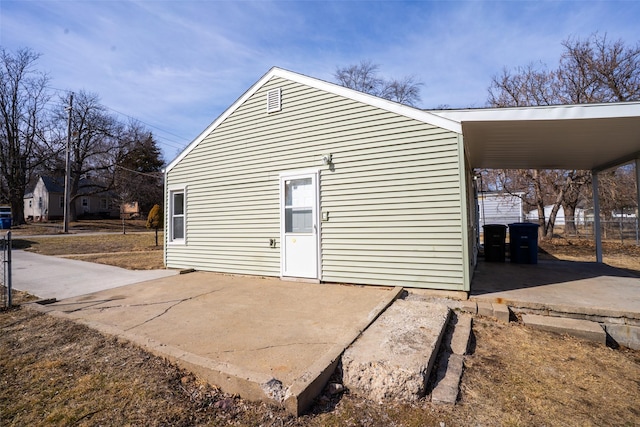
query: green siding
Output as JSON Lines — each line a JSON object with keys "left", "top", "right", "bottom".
{"left": 166, "top": 76, "right": 465, "bottom": 290}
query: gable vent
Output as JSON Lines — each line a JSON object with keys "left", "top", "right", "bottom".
{"left": 266, "top": 88, "right": 281, "bottom": 113}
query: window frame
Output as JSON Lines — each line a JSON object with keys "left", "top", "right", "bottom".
{"left": 168, "top": 187, "right": 186, "bottom": 244}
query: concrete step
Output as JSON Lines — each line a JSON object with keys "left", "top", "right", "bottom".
{"left": 605, "top": 324, "right": 640, "bottom": 350}
{"left": 341, "top": 299, "right": 450, "bottom": 402}
{"left": 521, "top": 314, "right": 606, "bottom": 344}
{"left": 430, "top": 312, "right": 472, "bottom": 404}
{"left": 476, "top": 301, "right": 511, "bottom": 322}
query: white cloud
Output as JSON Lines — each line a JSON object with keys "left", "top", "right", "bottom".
{"left": 1, "top": 0, "right": 639, "bottom": 161}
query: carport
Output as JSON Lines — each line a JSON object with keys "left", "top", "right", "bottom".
{"left": 432, "top": 101, "right": 640, "bottom": 263}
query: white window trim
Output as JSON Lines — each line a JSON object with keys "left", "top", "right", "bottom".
{"left": 168, "top": 186, "right": 187, "bottom": 245}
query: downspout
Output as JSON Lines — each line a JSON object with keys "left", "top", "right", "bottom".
{"left": 592, "top": 171, "right": 603, "bottom": 263}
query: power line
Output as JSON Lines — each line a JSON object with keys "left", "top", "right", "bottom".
{"left": 115, "top": 164, "right": 163, "bottom": 178}
{"left": 42, "top": 85, "right": 191, "bottom": 150}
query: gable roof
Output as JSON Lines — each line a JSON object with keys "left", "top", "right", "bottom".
{"left": 31, "top": 176, "right": 115, "bottom": 197}
{"left": 41, "top": 176, "right": 65, "bottom": 193}
{"left": 165, "top": 67, "right": 462, "bottom": 173}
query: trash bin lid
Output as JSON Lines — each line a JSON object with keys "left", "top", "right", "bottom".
{"left": 483, "top": 224, "right": 507, "bottom": 231}
{"left": 508, "top": 222, "right": 539, "bottom": 228}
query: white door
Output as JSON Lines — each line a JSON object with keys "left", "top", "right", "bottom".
{"left": 281, "top": 171, "right": 319, "bottom": 279}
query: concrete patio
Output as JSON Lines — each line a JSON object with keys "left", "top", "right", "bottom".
{"left": 31, "top": 271, "right": 402, "bottom": 415}
{"left": 470, "top": 259, "right": 640, "bottom": 348}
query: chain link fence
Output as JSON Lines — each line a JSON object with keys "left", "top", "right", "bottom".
{"left": 562, "top": 218, "right": 639, "bottom": 245}
{"left": 479, "top": 215, "right": 639, "bottom": 246}
{"left": 1, "top": 231, "right": 12, "bottom": 308}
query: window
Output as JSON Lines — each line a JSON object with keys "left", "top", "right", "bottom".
{"left": 170, "top": 189, "right": 185, "bottom": 242}
{"left": 29, "top": 200, "right": 32, "bottom": 208}
{"left": 59, "top": 196, "right": 64, "bottom": 209}
{"left": 100, "top": 198, "right": 108, "bottom": 209}
{"left": 82, "top": 197, "right": 88, "bottom": 207}
{"left": 38, "top": 197, "right": 42, "bottom": 209}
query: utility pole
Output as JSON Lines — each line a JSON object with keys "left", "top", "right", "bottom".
{"left": 63, "top": 92, "right": 73, "bottom": 233}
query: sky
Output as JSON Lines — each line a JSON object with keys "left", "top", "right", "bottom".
{"left": 1, "top": 0, "right": 639, "bottom": 163}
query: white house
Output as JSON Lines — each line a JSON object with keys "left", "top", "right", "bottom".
{"left": 24, "top": 176, "right": 119, "bottom": 221}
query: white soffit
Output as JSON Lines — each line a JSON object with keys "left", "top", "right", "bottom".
{"left": 430, "top": 103, "right": 640, "bottom": 171}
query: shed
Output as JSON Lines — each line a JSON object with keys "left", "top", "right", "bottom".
{"left": 478, "top": 192, "right": 525, "bottom": 227}
{"left": 165, "top": 67, "right": 640, "bottom": 292}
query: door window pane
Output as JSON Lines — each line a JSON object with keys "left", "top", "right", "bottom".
{"left": 285, "top": 178, "right": 313, "bottom": 233}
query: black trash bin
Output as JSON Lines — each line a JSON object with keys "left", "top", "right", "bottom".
{"left": 483, "top": 224, "right": 507, "bottom": 262}
{"left": 508, "top": 223, "right": 539, "bottom": 264}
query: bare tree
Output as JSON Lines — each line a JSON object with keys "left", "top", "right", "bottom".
{"left": 52, "top": 90, "right": 125, "bottom": 221}
{"left": 334, "top": 60, "right": 423, "bottom": 106}
{"left": 488, "top": 62, "right": 560, "bottom": 107}
{"left": 485, "top": 33, "right": 640, "bottom": 239}
{"left": 334, "top": 60, "right": 383, "bottom": 95}
{"left": 0, "top": 48, "right": 51, "bottom": 225}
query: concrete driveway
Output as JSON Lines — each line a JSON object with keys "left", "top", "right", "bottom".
{"left": 12, "top": 250, "right": 177, "bottom": 299}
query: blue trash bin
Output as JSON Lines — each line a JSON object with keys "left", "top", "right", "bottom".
{"left": 508, "top": 223, "right": 539, "bottom": 264}
{"left": 0, "top": 218, "right": 10, "bottom": 229}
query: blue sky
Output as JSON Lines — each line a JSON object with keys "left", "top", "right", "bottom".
{"left": 1, "top": 0, "right": 639, "bottom": 163}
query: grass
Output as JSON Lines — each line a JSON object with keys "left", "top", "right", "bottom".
{"left": 2, "top": 304, "right": 638, "bottom": 426}
{"left": 13, "top": 232, "right": 164, "bottom": 270}
{"left": 1, "top": 223, "right": 639, "bottom": 425}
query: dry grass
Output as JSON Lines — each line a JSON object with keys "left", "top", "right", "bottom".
{"left": 2, "top": 305, "right": 638, "bottom": 426}
{"left": 9, "top": 219, "right": 149, "bottom": 236}
{"left": 540, "top": 237, "right": 640, "bottom": 274}
{"left": 13, "top": 232, "right": 163, "bottom": 270}
{"left": 2, "top": 228, "right": 639, "bottom": 425}
{"left": 63, "top": 251, "right": 164, "bottom": 270}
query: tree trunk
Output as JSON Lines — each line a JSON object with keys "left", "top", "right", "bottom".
{"left": 563, "top": 203, "right": 577, "bottom": 236}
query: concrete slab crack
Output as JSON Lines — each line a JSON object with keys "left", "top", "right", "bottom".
{"left": 124, "top": 289, "right": 221, "bottom": 331}
{"left": 219, "top": 341, "right": 333, "bottom": 354}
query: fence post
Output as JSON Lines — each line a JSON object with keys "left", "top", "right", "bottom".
{"left": 6, "top": 231, "right": 11, "bottom": 307}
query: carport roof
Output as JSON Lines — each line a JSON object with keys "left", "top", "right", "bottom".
{"left": 430, "top": 102, "right": 640, "bottom": 171}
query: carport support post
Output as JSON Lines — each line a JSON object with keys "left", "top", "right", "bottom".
{"left": 636, "top": 158, "right": 640, "bottom": 236}
{"left": 592, "top": 170, "right": 603, "bottom": 263}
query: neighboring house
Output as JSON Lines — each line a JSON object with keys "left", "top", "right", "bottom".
{"left": 24, "top": 176, "right": 119, "bottom": 221}
{"left": 478, "top": 192, "right": 525, "bottom": 227}
{"left": 526, "top": 206, "right": 587, "bottom": 226}
{"left": 164, "top": 67, "right": 640, "bottom": 291}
